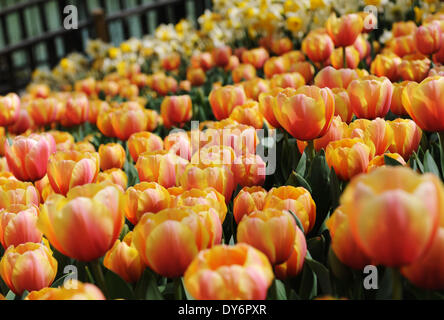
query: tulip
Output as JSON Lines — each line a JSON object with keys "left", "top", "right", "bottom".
{"left": 370, "top": 53, "right": 402, "bottom": 81}
{"left": 0, "top": 242, "right": 57, "bottom": 295}
{"left": 288, "top": 61, "right": 315, "bottom": 84}
{"left": 233, "top": 186, "right": 267, "bottom": 224}
{"left": 274, "top": 86, "right": 335, "bottom": 141}
{"left": 331, "top": 88, "right": 353, "bottom": 123}
{"left": 325, "top": 138, "right": 374, "bottom": 181}
{"left": 232, "top": 154, "right": 266, "bottom": 187}
{"left": 326, "top": 13, "right": 364, "bottom": 47}
{"left": 27, "top": 84, "right": 50, "bottom": 98}
{"left": 8, "top": 108, "right": 33, "bottom": 135}
{"left": 348, "top": 118, "right": 394, "bottom": 156}
{"left": 26, "top": 281, "right": 105, "bottom": 300}
{"left": 390, "top": 81, "right": 412, "bottom": 116}
{"left": 232, "top": 64, "right": 257, "bottom": 83}
{"left": 0, "top": 204, "right": 42, "bottom": 249}
{"left": 160, "top": 95, "right": 192, "bottom": 129}
{"left": 367, "top": 153, "right": 407, "bottom": 172}
{"left": 347, "top": 76, "right": 393, "bottom": 119}
{"left": 415, "top": 21, "right": 442, "bottom": 55}
{"left": 241, "top": 47, "right": 270, "bottom": 69}
{"left": 136, "top": 150, "right": 188, "bottom": 188}
{"left": 128, "top": 131, "right": 164, "bottom": 163}
{"left": 74, "top": 141, "right": 96, "bottom": 153}
{"left": 269, "top": 72, "right": 305, "bottom": 90}
{"left": 29, "top": 97, "right": 61, "bottom": 127}
{"left": 164, "top": 131, "right": 191, "bottom": 161}
{"left": 0, "top": 179, "right": 39, "bottom": 209}
{"left": 5, "top": 133, "right": 56, "bottom": 182}
{"left": 186, "top": 68, "right": 206, "bottom": 87}
{"left": 48, "top": 130, "right": 75, "bottom": 151}
{"left": 326, "top": 206, "right": 372, "bottom": 269}
{"left": 242, "top": 78, "right": 270, "bottom": 101}
{"left": 151, "top": 73, "right": 178, "bottom": 96}
{"left": 330, "top": 46, "right": 360, "bottom": 69}
{"left": 0, "top": 93, "right": 20, "bottom": 127}
{"left": 191, "top": 145, "right": 236, "bottom": 171}
{"left": 263, "top": 186, "right": 315, "bottom": 233}
{"left": 302, "top": 32, "right": 334, "bottom": 63}
{"left": 392, "top": 21, "right": 418, "bottom": 37}
{"left": 47, "top": 150, "right": 99, "bottom": 196}
{"left": 98, "top": 143, "right": 126, "bottom": 171}
{"left": 38, "top": 183, "right": 125, "bottom": 261}
{"left": 258, "top": 88, "right": 283, "bottom": 128}
{"left": 390, "top": 35, "right": 417, "bottom": 57}
{"left": 104, "top": 232, "right": 145, "bottom": 283}
{"left": 97, "top": 110, "right": 115, "bottom": 138}
{"left": 398, "top": 55, "right": 431, "bottom": 82}
{"left": 63, "top": 93, "right": 89, "bottom": 126}
{"left": 402, "top": 76, "right": 444, "bottom": 132}
{"left": 282, "top": 50, "right": 306, "bottom": 65}
{"left": 110, "top": 104, "right": 152, "bottom": 141}
{"left": 341, "top": 166, "right": 444, "bottom": 267}
{"left": 179, "top": 80, "right": 192, "bottom": 92}
{"left": 388, "top": 118, "right": 422, "bottom": 161}
{"left": 183, "top": 244, "right": 274, "bottom": 300}
{"left": 173, "top": 188, "right": 227, "bottom": 223}
{"left": 225, "top": 55, "right": 240, "bottom": 71}
{"left": 274, "top": 227, "right": 307, "bottom": 280}
{"left": 212, "top": 46, "right": 232, "bottom": 67}
{"left": 314, "top": 66, "right": 358, "bottom": 89}
{"left": 209, "top": 85, "right": 247, "bottom": 120}
{"left": 162, "top": 52, "right": 181, "bottom": 71}
{"left": 264, "top": 56, "right": 290, "bottom": 79}
{"left": 133, "top": 207, "right": 211, "bottom": 278}
{"left": 270, "top": 37, "right": 293, "bottom": 55}
{"left": 229, "top": 101, "right": 264, "bottom": 129}
{"left": 401, "top": 227, "right": 444, "bottom": 290}
{"left": 124, "top": 182, "right": 171, "bottom": 225}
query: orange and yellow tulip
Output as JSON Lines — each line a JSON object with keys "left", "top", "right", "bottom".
{"left": 274, "top": 227, "right": 307, "bottom": 280}
{"left": 128, "top": 131, "right": 164, "bottom": 163}
{"left": 0, "top": 93, "right": 20, "bottom": 127}
{"left": 98, "top": 143, "right": 126, "bottom": 171}
{"left": 326, "top": 13, "right": 364, "bottom": 47}
{"left": 388, "top": 118, "right": 422, "bottom": 161}
{"left": 160, "top": 95, "right": 192, "bottom": 129}
{"left": 314, "top": 66, "right": 358, "bottom": 89}
{"left": 302, "top": 31, "right": 334, "bottom": 63}
{"left": 209, "top": 85, "right": 247, "bottom": 121}
{"left": 415, "top": 21, "right": 442, "bottom": 55}
{"left": 233, "top": 186, "right": 267, "bottom": 224}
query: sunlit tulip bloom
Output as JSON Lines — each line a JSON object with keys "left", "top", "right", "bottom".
{"left": 242, "top": 78, "right": 270, "bottom": 101}
{"left": 39, "top": 183, "right": 125, "bottom": 261}
{"left": 241, "top": 47, "right": 270, "bottom": 69}
{"left": 326, "top": 13, "right": 364, "bottom": 47}
{"left": 232, "top": 64, "right": 257, "bottom": 83}
{"left": 128, "top": 131, "right": 164, "bottom": 162}
{"left": 237, "top": 208, "right": 296, "bottom": 265}
{"left": 5, "top": 133, "right": 56, "bottom": 182}
{"left": 326, "top": 206, "right": 371, "bottom": 269}
{"left": 47, "top": 130, "right": 75, "bottom": 152}
{"left": 229, "top": 101, "right": 264, "bottom": 129}
{"left": 110, "top": 104, "right": 151, "bottom": 141}
{"left": 263, "top": 186, "right": 315, "bottom": 233}
{"left": 274, "top": 227, "right": 307, "bottom": 279}
{"left": 348, "top": 118, "right": 394, "bottom": 156}
{"left": 232, "top": 154, "right": 266, "bottom": 187}
{"left": 353, "top": 34, "right": 370, "bottom": 59}
{"left": 8, "top": 108, "right": 33, "bottom": 135}
{"left": 398, "top": 55, "right": 431, "bottom": 82}
{"left": 269, "top": 72, "right": 305, "bottom": 90}
{"left": 209, "top": 85, "right": 247, "bottom": 120}
{"left": 347, "top": 76, "right": 393, "bottom": 119}
{"left": 274, "top": 86, "right": 335, "bottom": 141}
{"left": 331, "top": 88, "right": 353, "bottom": 123}
{"left": 0, "top": 93, "right": 20, "bottom": 126}
{"left": 224, "top": 55, "right": 240, "bottom": 71}
{"left": 401, "top": 227, "right": 444, "bottom": 290}
{"left": 191, "top": 145, "right": 236, "bottom": 171}
{"left": 124, "top": 182, "right": 171, "bottom": 225}
{"left": 0, "top": 157, "right": 8, "bottom": 172}
{"left": 161, "top": 95, "right": 192, "bottom": 129}
{"left": 370, "top": 53, "right": 402, "bottom": 81}
{"left": 98, "top": 143, "right": 125, "bottom": 171}
{"left": 188, "top": 204, "right": 223, "bottom": 246}
{"left": 0, "top": 242, "right": 57, "bottom": 295}
{"left": 29, "top": 97, "right": 60, "bottom": 127}
{"left": 212, "top": 46, "right": 232, "bottom": 67}
{"left": 282, "top": 50, "right": 306, "bottom": 64}
{"left": 151, "top": 73, "right": 178, "bottom": 96}
{"left": 47, "top": 150, "right": 100, "bottom": 195}
{"left": 390, "top": 35, "right": 417, "bottom": 57}
{"left": 136, "top": 150, "right": 188, "bottom": 188}
{"left": 302, "top": 32, "right": 334, "bottom": 63}
{"left": 389, "top": 81, "right": 411, "bottom": 116}
{"left": 98, "top": 80, "right": 119, "bottom": 97}
{"left": 314, "top": 66, "right": 358, "bottom": 89}
{"left": 270, "top": 37, "right": 293, "bottom": 55}
{"left": 97, "top": 110, "right": 115, "bottom": 138}
{"left": 233, "top": 186, "right": 267, "bottom": 224}
{"left": 367, "top": 153, "right": 407, "bottom": 172}
{"left": 434, "top": 33, "right": 444, "bottom": 64}
{"left": 186, "top": 67, "right": 206, "bottom": 87}
{"left": 178, "top": 80, "right": 191, "bottom": 92}
{"left": 0, "top": 204, "right": 41, "bottom": 249}
{"left": 0, "top": 179, "right": 39, "bottom": 209}
{"left": 341, "top": 166, "right": 444, "bottom": 267}
{"left": 26, "top": 280, "right": 105, "bottom": 300}
{"left": 27, "top": 83, "right": 50, "bottom": 98}
{"left": 330, "top": 46, "right": 360, "bottom": 69}
{"left": 183, "top": 244, "right": 274, "bottom": 300}
{"left": 74, "top": 141, "right": 96, "bottom": 153}
{"left": 164, "top": 131, "right": 191, "bottom": 161}
{"left": 180, "top": 164, "right": 235, "bottom": 203}
{"left": 402, "top": 76, "right": 444, "bottom": 132}
{"left": 97, "top": 169, "right": 128, "bottom": 191}
{"left": 392, "top": 21, "right": 418, "bottom": 37}
{"left": 288, "top": 61, "right": 315, "bottom": 84}
{"left": 104, "top": 232, "right": 145, "bottom": 283}
{"left": 74, "top": 77, "right": 97, "bottom": 97}
{"left": 325, "top": 138, "right": 374, "bottom": 181}
{"left": 415, "top": 21, "right": 442, "bottom": 55}
{"left": 63, "top": 93, "right": 89, "bottom": 126}
{"left": 133, "top": 207, "right": 210, "bottom": 278}
{"left": 162, "top": 52, "right": 181, "bottom": 71}
{"left": 388, "top": 119, "right": 422, "bottom": 161}
{"left": 264, "top": 56, "right": 290, "bottom": 79}
{"left": 34, "top": 175, "right": 55, "bottom": 202}
{"left": 197, "top": 52, "right": 214, "bottom": 71}
{"left": 173, "top": 188, "right": 227, "bottom": 223}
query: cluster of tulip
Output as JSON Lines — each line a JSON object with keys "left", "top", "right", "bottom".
{"left": 3, "top": 4, "right": 444, "bottom": 301}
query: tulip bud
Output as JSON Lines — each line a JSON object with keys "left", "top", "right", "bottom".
{"left": 233, "top": 186, "right": 267, "bottom": 224}
{"left": 160, "top": 95, "right": 192, "bottom": 129}
{"left": 128, "top": 131, "right": 164, "bottom": 163}
{"left": 209, "top": 85, "right": 247, "bottom": 120}
{"left": 98, "top": 143, "right": 126, "bottom": 171}
{"left": 0, "top": 93, "right": 20, "bottom": 127}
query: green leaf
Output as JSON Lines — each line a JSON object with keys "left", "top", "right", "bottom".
{"left": 296, "top": 152, "right": 307, "bottom": 176}
{"left": 299, "top": 263, "right": 317, "bottom": 300}
{"left": 329, "top": 168, "right": 341, "bottom": 209}
{"left": 305, "top": 257, "right": 332, "bottom": 295}
{"left": 384, "top": 155, "right": 404, "bottom": 167}
{"left": 145, "top": 269, "right": 164, "bottom": 300}
{"left": 267, "top": 279, "right": 287, "bottom": 300}
{"left": 413, "top": 152, "right": 425, "bottom": 173}
{"left": 423, "top": 150, "right": 441, "bottom": 178}
{"left": 286, "top": 171, "right": 312, "bottom": 194}
{"left": 51, "top": 272, "right": 75, "bottom": 288}
{"left": 104, "top": 270, "right": 136, "bottom": 300}
{"left": 288, "top": 210, "right": 305, "bottom": 234}
{"left": 5, "top": 290, "right": 15, "bottom": 300}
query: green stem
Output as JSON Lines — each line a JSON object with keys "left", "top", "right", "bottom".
{"left": 173, "top": 277, "right": 184, "bottom": 300}
{"left": 343, "top": 46, "right": 347, "bottom": 69}
{"left": 430, "top": 55, "right": 435, "bottom": 70}
{"left": 391, "top": 268, "right": 403, "bottom": 300}
{"left": 89, "top": 259, "right": 107, "bottom": 296}
{"left": 306, "top": 140, "right": 316, "bottom": 163}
